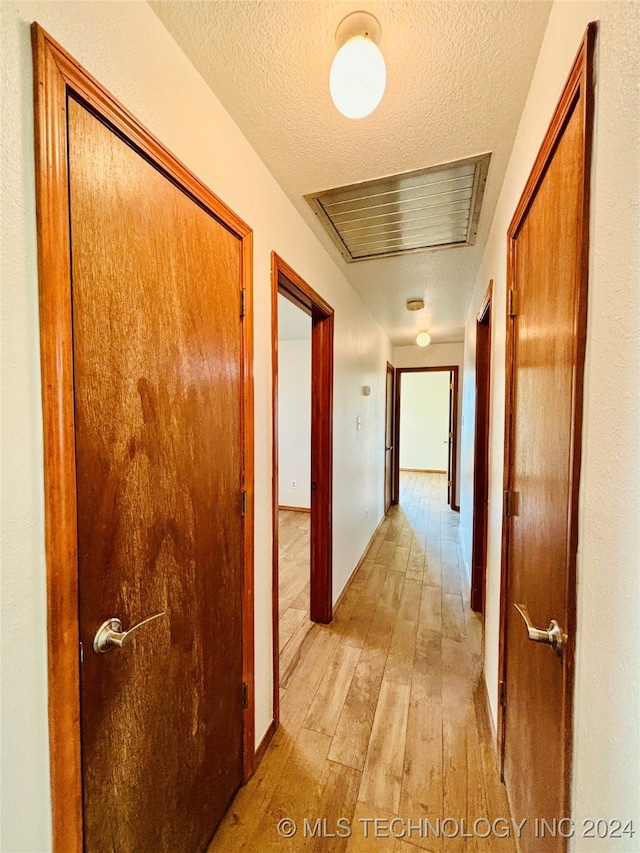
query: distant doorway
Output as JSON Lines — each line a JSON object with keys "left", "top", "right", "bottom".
{"left": 393, "top": 367, "right": 459, "bottom": 510}
{"left": 271, "top": 253, "right": 334, "bottom": 727}
{"left": 471, "top": 282, "right": 492, "bottom": 614}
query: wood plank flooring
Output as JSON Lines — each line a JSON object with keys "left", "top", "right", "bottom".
{"left": 209, "top": 473, "right": 515, "bottom": 852}
{"left": 278, "top": 509, "right": 312, "bottom": 689}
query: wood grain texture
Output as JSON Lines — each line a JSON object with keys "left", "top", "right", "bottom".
{"left": 70, "top": 96, "right": 243, "bottom": 852}
{"left": 32, "top": 24, "right": 255, "bottom": 852}
{"left": 498, "top": 24, "right": 596, "bottom": 853}
{"left": 209, "top": 473, "right": 515, "bottom": 852}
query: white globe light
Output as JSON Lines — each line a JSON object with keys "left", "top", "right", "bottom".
{"left": 416, "top": 332, "right": 431, "bottom": 347}
{"left": 330, "top": 36, "right": 386, "bottom": 120}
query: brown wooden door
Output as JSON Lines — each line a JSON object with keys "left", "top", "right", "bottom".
{"left": 471, "top": 288, "right": 492, "bottom": 614}
{"left": 501, "top": 29, "right": 594, "bottom": 853}
{"left": 69, "top": 98, "right": 244, "bottom": 851}
{"left": 384, "top": 363, "right": 394, "bottom": 512}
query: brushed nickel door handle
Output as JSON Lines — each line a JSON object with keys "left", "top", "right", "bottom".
{"left": 93, "top": 612, "right": 165, "bottom": 653}
{"left": 514, "top": 603, "right": 566, "bottom": 657}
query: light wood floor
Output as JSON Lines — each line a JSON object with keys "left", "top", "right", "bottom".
{"left": 209, "top": 473, "right": 514, "bottom": 852}
{"left": 278, "top": 509, "right": 312, "bottom": 689}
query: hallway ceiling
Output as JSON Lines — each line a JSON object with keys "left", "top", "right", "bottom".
{"left": 150, "top": 1, "right": 552, "bottom": 345}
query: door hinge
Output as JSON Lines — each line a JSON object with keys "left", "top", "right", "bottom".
{"left": 240, "top": 288, "right": 246, "bottom": 318}
{"left": 449, "top": 382, "right": 454, "bottom": 391}
{"left": 499, "top": 680, "right": 506, "bottom": 708}
{"left": 503, "top": 489, "right": 519, "bottom": 517}
{"left": 241, "top": 489, "right": 247, "bottom": 517}
{"left": 448, "top": 431, "right": 453, "bottom": 439}
{"left": 448, "top": 479, "right": 452, "bottom": 487}
{"left": 508, "top": 289, "right": 518, "bottom": 317}
{"left": 242, "top": 681, "right": 249, "bottom": 709}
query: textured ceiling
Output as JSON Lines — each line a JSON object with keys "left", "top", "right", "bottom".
{"left": 150, "top": 0, "right": 552, "bottom": 345}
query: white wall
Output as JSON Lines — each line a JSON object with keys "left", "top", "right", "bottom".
{"left": 278, "top": 339, "right": 311, "bottom": 508}
{"left": 0, "top": 3, "right": 393, "bottom": 849}
{"left": 393, "top": 342, "right": 465, "bottom": 511}
{"left": 399, "top": 371, "right": 450, "bottom": 471}
{"left": 459, "top": 1, "right": 640, "bottom": 843}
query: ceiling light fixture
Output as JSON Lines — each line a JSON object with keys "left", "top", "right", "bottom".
{"left": 329, "top": 11, "right": 386, "bottom": 120}
{"left": 416, "top": 332, "right": 431, "bottom": 347}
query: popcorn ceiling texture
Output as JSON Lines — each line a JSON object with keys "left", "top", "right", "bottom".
{"left": 150, "top": 1, "right": 552, "bottom": 344}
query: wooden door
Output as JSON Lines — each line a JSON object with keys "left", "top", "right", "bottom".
{"left": 500, "top": 27, "right": 595, "bottom": 853}
{"left": 69, "top": 97, "right": 244, "bottom": 851}
{"left": 471, "top": 286, "right": 492, "bottom": 614}
{"left": 384, "top": 363, "right": 394, "bottom": 512}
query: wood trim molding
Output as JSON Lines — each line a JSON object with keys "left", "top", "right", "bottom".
{"left": 393, "top": 366, "right": 460, "bottom": 510}
{"left": 32, "top": 24, "right": 255, "bottom": 850}
{"left": 278, "top": 505, "right": 311, "bottom": 513}
{"left": 271, "top": 252, "right": 334, "bottom": 728}
{"left": 254, "top": 720, "right": 276, "bottom": 770}
{"left": 471, "top": 279, "right": 493, "bottom": 615}
{"left": 497, "top": 23, "right": 597, "bottom": 815}
{"left": 399, "top": 468, "right": 447, "bottom": 474}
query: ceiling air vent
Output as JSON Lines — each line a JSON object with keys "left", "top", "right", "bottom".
{"left": 305, "top": 153, "right": 491, "bottom": 263}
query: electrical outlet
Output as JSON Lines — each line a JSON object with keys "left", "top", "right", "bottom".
{"left": 357, "top": 416, "right": 362, "bottom": 430}
{"left": 291, "top": 479, "right": 296, "bottom": 489}
{"left": 365, "top": 507, "right": 369, "bottom": 518}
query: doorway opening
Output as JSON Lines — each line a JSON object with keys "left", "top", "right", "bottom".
{"left": 393, "top": 367, "right": 459, "bottom": 511}
{"left": 275, "top": 295, "right": 313, "bottom": 704}
{"left": 471, "top": 281, "right": 492, "bottom": 614}
{"left": 271, "top": 253, "right": 334, "bottom": 727}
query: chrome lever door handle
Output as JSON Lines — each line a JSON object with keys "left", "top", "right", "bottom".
{"left": 93, "top": 612, "right": 165, "bottom": 653}
{"left": 514, "top": 603, "right": 566, "bottom": 657}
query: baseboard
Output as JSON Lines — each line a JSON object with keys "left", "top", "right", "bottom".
{"left": 399, "top": 467, "right": 447, "bottom": 474}
{"left": 458, "top": 527, "right": 470, "bottom": 581}
{"left": 278, "top": 505, "right": 310, "bottom": 513}
{"left": 481, "top": 673, "right": 499, "bottom": 759}
{"left": 334, "top": 513, "right": 386, "bottom": 611}
{"left": 254, "top": 719, "right": 276, "bottom": 769}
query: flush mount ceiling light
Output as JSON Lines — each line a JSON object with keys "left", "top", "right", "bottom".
{"left": 329, "top": 11, "right": 386, "bottom": 120}
{"left": 416, "top": 331, "right": 432, "bottom": 347}
{"left": 406, "top": 299, "right": 425, "bottom": 312}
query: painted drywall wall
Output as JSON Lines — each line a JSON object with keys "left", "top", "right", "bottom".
{"left": 278, "top": 338, "right": 311, "bottom": 508}
{"left": 0, "top": 3, "right": 393, "bottom": 849}
{"left": 459, "top": 1, "right": 640, "bottom": 843}
{"left": 399, "top": 371, "right": 450, "bottom": 471}
{"left": 393, "top": 342, "right": 465, "bottom": 512}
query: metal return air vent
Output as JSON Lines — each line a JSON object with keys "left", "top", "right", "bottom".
{"left": 305, "top": 153, "right": 491, "bottom": 263}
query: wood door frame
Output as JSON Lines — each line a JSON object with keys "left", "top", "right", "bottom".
{"left": 497, "top": 22, "right": 597, "bottom": 814}
{"left": 271, "top": 252, "right": 334, "bottom": 726}
{"left": 393, "top": 366, "right": 459, "bottom": 510}
{"left": 384, "top": 362, "right": 395, "bottom": 513}
{"left": 470, "top": 281, "right": 493, "bottom": 614}
{"left": 32, "top": 25, "right": 255, "bottom": 853}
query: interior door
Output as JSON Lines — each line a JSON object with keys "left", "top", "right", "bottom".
{"left": 501, "top": 29, "right": 594, "bottom": 853}
{"left": 69, "top": 97, "right": 245, "bottom": 851}
{"left": 447, "top": 371, "right": 454, "bottom": 505}
{"left": 384, "top": 362, "right": 394, "bottom": 512}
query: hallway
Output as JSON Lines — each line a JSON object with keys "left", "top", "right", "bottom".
{"left": 209, "top": 473, "right": 514, "bottom": 852}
